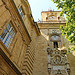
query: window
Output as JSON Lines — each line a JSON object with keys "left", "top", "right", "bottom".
{"left": 0, "top": 22, "right": 15, "bottom": 48}
{"left": 18, "top": 6, "right": 24, "bottom": 17}
{"left": 54, "top": 42, "right": 58, "bottom": 48}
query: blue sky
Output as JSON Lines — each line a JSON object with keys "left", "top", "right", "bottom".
{"left": 28, "top": 0, "right": 60, "bottom": 22}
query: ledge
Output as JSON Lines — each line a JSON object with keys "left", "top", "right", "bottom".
{"left": 11, "top": 0, "right": 31, "bottom": 41}
{"left": 0, "top": 48, "right": 22, "bottom": 75}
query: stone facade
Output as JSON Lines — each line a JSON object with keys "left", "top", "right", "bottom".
{"left": 33, "top": 11, "right": 75, "bottom": 75}
{"left": 0, "top": 0, "right": 40, "bottom": 75}
{"left": 0, "top": 0, "right": 75, "bottom": 75}
{"left": 0, "top": 55, "right": 18, "bottom": 75}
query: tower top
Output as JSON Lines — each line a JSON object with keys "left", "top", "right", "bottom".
{"left": 41, "top": 7, "right": 61, "bottom": 13}
{"left": 41, "top": 10, "right": 65, "bottom": 22}
{"left": 41, "top": 10, "right": 61, "bottom": 13}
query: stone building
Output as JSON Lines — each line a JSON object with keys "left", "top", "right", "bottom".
{"left": 0, "top": 0, "right": 75, "bottom": 75}
{"left": 0, "top": 0, "right": 40, "bottom": 75}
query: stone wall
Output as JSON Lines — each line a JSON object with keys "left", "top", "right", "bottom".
{"left": 0, "top": 0, "right": 31, "bottom": 73}
{"left": 0, "top": 0, "right": 75, "bottom": 75}
{"left": 67, "top": 53, "right": 75, "bottom": 75}
{"left": 33, "top": 34, "right": 49, "bottom": 75}
{"left": 0, "top": 0, "right": 39, "bottom": 74}
{"left": 22, "top": 29, "right": 38, "bottom": 75}
{"left": 0, "top": 55, "right": 18, "bottom": 75}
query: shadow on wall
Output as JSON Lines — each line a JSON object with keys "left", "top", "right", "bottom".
{"left": 67, "top": 53, "right": 75, "bottom": 75}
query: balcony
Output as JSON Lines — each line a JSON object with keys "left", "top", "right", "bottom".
{"left": 38, "top": 20, "right": 66, "bottom": 24}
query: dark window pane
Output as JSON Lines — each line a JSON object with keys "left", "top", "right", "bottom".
{"left": 7, "top": 23, "right": 11, "bottom": 30}
{"left": 4, "top": 34, "right": 11, "bottom": 47}
{"left": 18, "top": 7, "right": 24, "bottom": 17}
{"left": 21, "top": 12, "right": 23, "bottom": 17}
{"left": 0, "top": 28, "right": 8, "bottom": 41}
{"left": 10, "top": 28, "right": 15, "bottom": 37}
{"left": 19, "top": 7, "right": 21, "bottom": 12}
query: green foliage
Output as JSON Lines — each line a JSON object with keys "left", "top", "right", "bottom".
{"left": 52, "top": 0, "right": 75, "bottom": 52}
{"left": 52, "top": 0, "right": 75, "bottom": 45}
{"left": 67, "top": 45, "right": 75, "bottom": 54}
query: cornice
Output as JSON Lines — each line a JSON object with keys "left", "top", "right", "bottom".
{"left": 20, "top": 0, "right": 40, "bottom": 36}
{"left": 10, "top": 0, "right": 31, "bottom": 41}
{"left": 0, "top": 48, "right": 22, "bottom": 75}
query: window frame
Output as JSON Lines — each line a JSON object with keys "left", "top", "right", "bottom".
{"left": 18, "top": 6, "right": 24, "bottom": 18}
{"left": 0, "top": 22, "right": 16, "bottom": 48}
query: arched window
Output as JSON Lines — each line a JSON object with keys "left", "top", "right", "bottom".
{"left": 54, "top": 42, "right": 58, "bottom": 48}
{"left": 50, "top": 35, "right": 61, "bottom": 48}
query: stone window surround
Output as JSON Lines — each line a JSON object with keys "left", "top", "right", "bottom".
{"left": 0, "top": 21, "right": 16, "bottom": 48}
{"left": 18, "top": 5, "right": 25, "bottom": 18}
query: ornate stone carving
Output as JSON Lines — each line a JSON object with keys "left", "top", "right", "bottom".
{"left": 47, "top": 47, "right": 70, "bottom": 75}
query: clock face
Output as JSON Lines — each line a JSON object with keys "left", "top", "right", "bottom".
{"left": 50, "top": 35, "right": 60, "bottom": 41}
{"left": 52, "top": 35, "right": 59, "bottom": 40}
{"left": 48, "top": 16, "right": 56, "bottom": 20}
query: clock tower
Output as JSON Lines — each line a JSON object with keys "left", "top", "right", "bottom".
{"left": 41, "top": 10, "right": 65, "bottom": 22}
{"left": 38, "top": 10, "right": 70, "bottom": 75}
{"left": 38, "top": 10, "right": 67, "bottom": 48}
